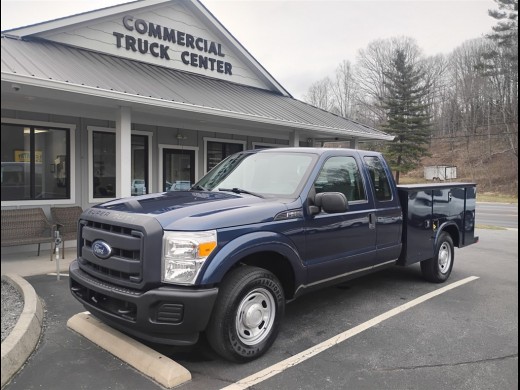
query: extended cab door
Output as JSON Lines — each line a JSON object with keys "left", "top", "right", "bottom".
{"left": 362, "top": 155, "right": 403, "bottom": 264}
{"left": 304, "top": 153, "right": 377, "bottom": 286}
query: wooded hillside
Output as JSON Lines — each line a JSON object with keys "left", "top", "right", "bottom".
{"left": 306, "top": 0, "right": 518, "bottom": 197}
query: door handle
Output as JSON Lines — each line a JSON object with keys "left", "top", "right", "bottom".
{"left": 368, "top": 213, "right": 376, "bottom": 229}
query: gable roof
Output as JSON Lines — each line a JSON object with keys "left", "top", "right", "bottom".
{"left": 2, "top": 0, "right": 291, "bottom": 97}
{"left": 1, "top": 0, "right": 393, "bottom": 141}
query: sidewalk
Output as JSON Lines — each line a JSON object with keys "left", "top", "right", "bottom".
{"left": 1, "top": 248, "right": 75, "bottom": 278}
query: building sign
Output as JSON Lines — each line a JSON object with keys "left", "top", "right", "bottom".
{"left": 113, "top": 15, "right": 233, "bottom": 75}
{"left": 14, "top": 150, "right": 43, "bottom": 163}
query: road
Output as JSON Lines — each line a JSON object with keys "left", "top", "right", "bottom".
{"left": 476, "top": 202, "right": 518, "bottom": 229}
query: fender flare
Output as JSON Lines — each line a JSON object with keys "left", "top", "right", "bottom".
{"left": 199, "top": 231, "right": 305, "bottom": 287}
{"left": 434, "top": 220, "right": 460, "bottom": 248}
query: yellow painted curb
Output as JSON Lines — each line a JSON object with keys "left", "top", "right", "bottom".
{"left": 67, "top": 312, "right": 191, "bottom": 388}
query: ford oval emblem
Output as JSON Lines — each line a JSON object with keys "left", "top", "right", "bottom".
{"left": 92, "top": 240, "right": 112, "bottom": 259}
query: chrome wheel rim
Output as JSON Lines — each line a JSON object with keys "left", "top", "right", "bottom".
{"left": 438, "top": 242, "right": 452, "bottom": 274}
{"left": 235, "top": 288, "right": 276, "bottom": 345}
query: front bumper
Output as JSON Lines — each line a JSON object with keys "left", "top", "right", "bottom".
{"left": 69, "top": 260, "right": 218, "bottom": 346}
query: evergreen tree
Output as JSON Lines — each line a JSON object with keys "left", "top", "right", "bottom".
{"left": 382, "top": 49, "right": 432, "bottom": 183}
{"left": 487, "top": 0, "right": 518, "bottom": 60}
{"left": 479, "top": 0, "right": 518, "bottom": 74}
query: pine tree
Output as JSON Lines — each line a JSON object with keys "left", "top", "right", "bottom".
{"left": 382, "top": 49, "right": 432, "bottom": 184}
{"left": 479, "top": 0, "right": 518, "bottom": 74}
{"left": 487, "top": 0, "right": 518, "bottom": 60}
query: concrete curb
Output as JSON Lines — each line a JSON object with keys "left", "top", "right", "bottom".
{"left": 1, "top": 274, "right": 44, "bottom": 388}
{"left": 67, "top": 312, "right": 191, "bottom": 388}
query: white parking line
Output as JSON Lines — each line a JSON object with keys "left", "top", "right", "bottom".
{"left": 221, "top": 276, "right": 480, "bottom": 390}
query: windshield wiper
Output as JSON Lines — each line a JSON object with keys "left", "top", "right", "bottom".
{"left": 218, "top": 188, "right": 265, "bottom": 198}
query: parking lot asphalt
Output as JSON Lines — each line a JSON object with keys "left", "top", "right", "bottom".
{"left": 4, "top": 273, "right": 169, "bottom": 390}
{"left": 2, "top": 227, "right": 518, "bottom": 390}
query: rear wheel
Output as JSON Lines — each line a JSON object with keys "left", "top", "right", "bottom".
{"left": 206, "top": 266, "right": 285, "bottom": 362}
{"left": 420, "top": 232, "right": 454, "bottom": 283}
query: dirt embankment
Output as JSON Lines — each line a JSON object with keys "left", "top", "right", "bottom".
{"left": 405, "top": 135, "right": 518, "bottom": 198}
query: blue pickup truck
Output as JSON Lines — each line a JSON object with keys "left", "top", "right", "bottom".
{"left": 69, "top": 147, "right": 478, "bottom": 362}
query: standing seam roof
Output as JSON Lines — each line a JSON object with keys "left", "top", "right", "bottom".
{"left": 1, "top": 37, "right": 392, "bottom": 139}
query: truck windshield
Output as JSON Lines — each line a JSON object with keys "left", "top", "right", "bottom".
{"left": 194, "top": 151, "right": 316, "bottom": 198}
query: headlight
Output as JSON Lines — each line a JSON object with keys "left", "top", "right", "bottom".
{"left": 162, "top": 230, "right": 217, "bottom": 285}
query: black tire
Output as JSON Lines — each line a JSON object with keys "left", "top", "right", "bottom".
{"left": 206, "top": 266, "right": 285, "bottom": 363}
{"left": 420, "top": 232, "right": 454, "bottom": 283}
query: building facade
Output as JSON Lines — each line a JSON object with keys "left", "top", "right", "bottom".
{"left": 1, "top": 0, "right": 392, "bottom": 251}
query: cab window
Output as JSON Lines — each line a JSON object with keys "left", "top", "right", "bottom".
{"left": 314, "top": 156, "right": 366, "bottom": 202}
{"left": 363, "top": 156, "right": 392, "bottom": 201}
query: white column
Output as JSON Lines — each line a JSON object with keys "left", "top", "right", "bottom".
{"left": 350, "top": 138, "right": 359, "bottom": 149}
{"left": 116, "top": 106, "right": 132, "bottom": 198}
{"left": 289, "top": 130, "right": 300, "bottom": 147}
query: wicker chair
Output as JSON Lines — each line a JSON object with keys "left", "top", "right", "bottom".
{"left": 1, "top": 208, "right": 56, "bottom": 259}
{"left": 50, "top": 206, "right": 83, "bottom": 259}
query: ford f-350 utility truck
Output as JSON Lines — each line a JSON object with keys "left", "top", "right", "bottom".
{"left": 69, "top": 147, "right": 478, "bottom": 362}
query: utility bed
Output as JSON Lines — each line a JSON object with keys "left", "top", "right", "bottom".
{"left": 397, "top": 182, "right": 478, "bottom": 266}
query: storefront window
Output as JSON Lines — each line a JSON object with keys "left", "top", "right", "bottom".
{"left": 1, "top": 123, "right": 69, "bottom": 201}
{"left": 163, "top": 148, "right": 195, "bottom": 191}
{"left": 92, "top": 131, "right": 116, "bottom": 198}
{"left": 131, "top": 135, "right": 149, "bottom": 196}
{"left": 206, "top": 140, "right": 244, "bottom": 172}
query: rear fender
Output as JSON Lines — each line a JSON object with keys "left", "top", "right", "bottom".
{"left": 435, "top": 221, "right": 460, "bottom": 247}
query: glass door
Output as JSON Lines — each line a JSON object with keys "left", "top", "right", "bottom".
{"left": 163, "top": 149, "right": 195, "bottom": 191}
{"left": 131, "top": 135, "right": 149, "bottom": 196}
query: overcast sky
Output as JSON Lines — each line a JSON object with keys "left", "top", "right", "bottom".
{"left": 1, "top": 0, "right": 498, "bottom": 99}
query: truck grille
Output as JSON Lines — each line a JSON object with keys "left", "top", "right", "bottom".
{"left": 78, "top": 219, "right": 145, "bottom": 287}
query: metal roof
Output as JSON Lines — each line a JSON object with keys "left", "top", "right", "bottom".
{"left": 1, "top": 37, "right": 392, "bottom": 140}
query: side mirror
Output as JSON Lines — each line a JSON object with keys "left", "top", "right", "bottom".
{"left": 311, "top": 192, "right": 348, "bottom": 214}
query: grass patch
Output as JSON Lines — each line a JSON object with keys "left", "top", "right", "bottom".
{"left": 475, "top": 224, "right": 508, "bottom": 230}
{"left": 477, "top": 193, "right": 518, "bottom": 203}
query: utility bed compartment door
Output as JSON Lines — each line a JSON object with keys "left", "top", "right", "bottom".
{"left": 398, "top": 188, "right": 434, "bottom": 265}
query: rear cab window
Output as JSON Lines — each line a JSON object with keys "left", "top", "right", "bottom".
{"left": 363, "top": 156, "right": 393, "bottom": 202}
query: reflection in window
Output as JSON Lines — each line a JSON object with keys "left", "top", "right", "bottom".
{"left": 93, "top": 131, "right": 116, "bottom": 198}
{"left": 206, "top": 141, "right": 244, "bottom": 172}
{"left": 1, "top": 123, "right": 69, "bottom": 201}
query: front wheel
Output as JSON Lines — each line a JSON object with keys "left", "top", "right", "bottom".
{"left": 206, "top": 266, "right": 285, "bottom": 363}
{"left": 420, "top": 232, "right": 454, "bottom": 283}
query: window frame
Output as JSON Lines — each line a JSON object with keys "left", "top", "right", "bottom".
{"left": 88, "top": 127, "right": 153, "bottom": 203}
{"left": 88, "top": 127, "right": 116, "bottom": 203}
{"left": 203, "top": 137, "right": 246, "bottom": 174}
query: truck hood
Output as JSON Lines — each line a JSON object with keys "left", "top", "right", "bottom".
{"left": 92, "top": 191, "right": 293, "bottom": 230}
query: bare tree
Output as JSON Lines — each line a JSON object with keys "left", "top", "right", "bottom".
{"left": 355, "top": 37, "right": 423, "bottom": 127}
{"left": 303, "top": 77, "right": 333, "bottom": 111}
{"left": 423, "top": 54, "right": 450, "bottom": 138}
{"left": 449, "top": 39, "right": 490, "bottom": 135}
{"left": 329, "top": 60, "right": 359, "bottom": 119}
